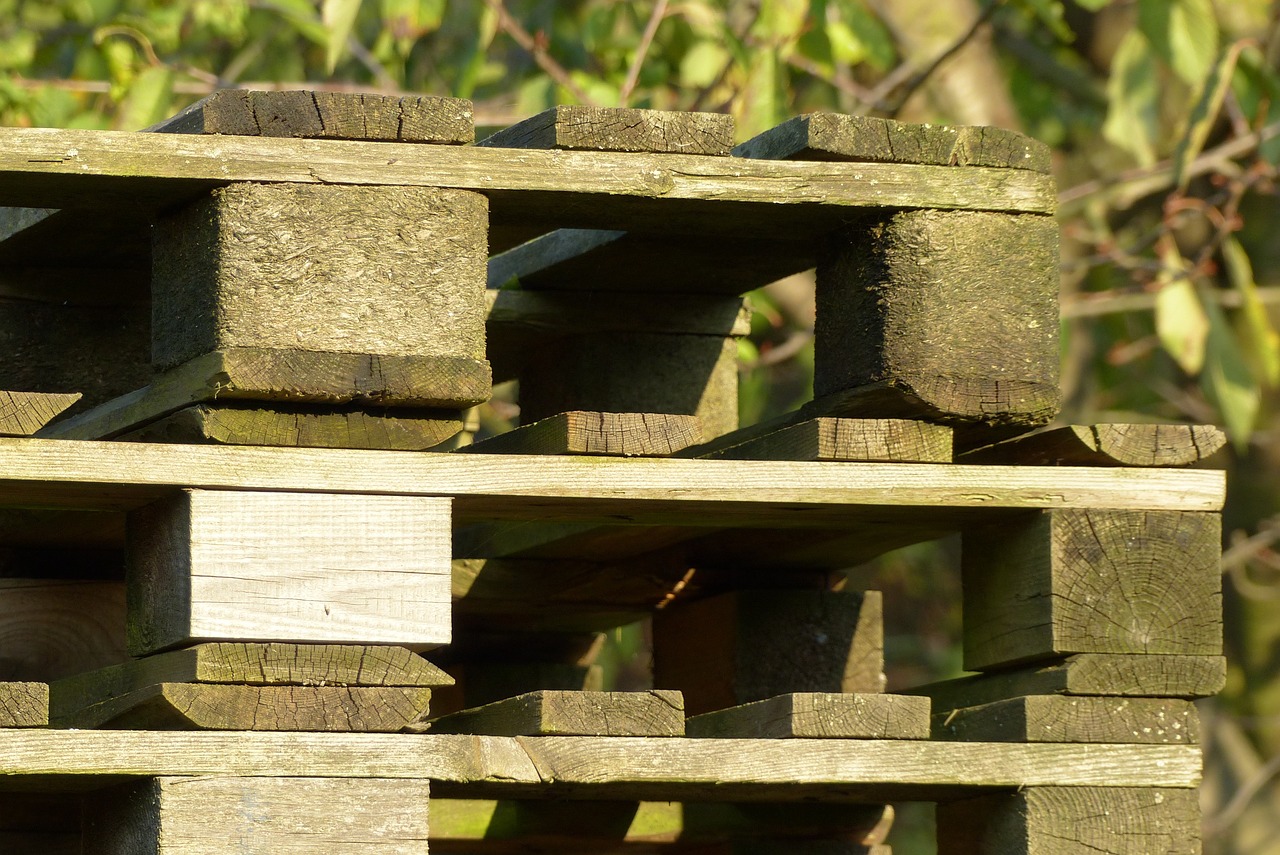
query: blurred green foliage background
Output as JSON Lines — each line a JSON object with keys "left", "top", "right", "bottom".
{"left": 4, "top": 0, "right": 1280, "bottom": 850}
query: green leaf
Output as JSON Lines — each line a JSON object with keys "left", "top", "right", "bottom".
{"left": 1015, "top": 0, "right": 1074, "bottom": 43}
{"left": 1074, "top": 0, "right": 1114, "bottom": 9}
{"left": 455, "top": 3, "right": 498, "bottom": 100}
{"left": 1222, "top": 236, "right": 1280, "bottom": 387}
{"left": 1102, "top": 30, "right": 1160, "bottom": 166}
{"left": 322, "top": 0, "right": 363, "bottom": 73}
{"left": 680, "top": 40, "right": 729, "bottom": 88}
{"left": 835, "top": 0, "right": 894, "bottom": 71}
{"left": 1154, "top": 244, "right": 1208, "bottom": 374}
{"left": 1172, "top": 41, "right": 1240, "bottom": 191}
{"left": 1202, "top": 295, "right": 1260, "bottom": 449}
{"left": 113, "top": 65, "right": 173, "bottom": 130}
{"left": 825, "top": 20, "right": 865, "bottom": 66}
{"left": 1138, "top": 0, "right": 1218, "bottom": 86}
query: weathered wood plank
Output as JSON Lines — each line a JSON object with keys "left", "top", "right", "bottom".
{"left": 963, "top": 510, "right": 1223, "bottom": 670}
{"left": 0, "top": 391, "right": 80, "bottom": 436}
{"left": 936, "top": 787, "right": 1199, "bottom": 855}
{"left": 480, "top": 105, "right": 733, "bottom": 154}
{"left": 83, "top": 776, "right": 431, "bottom": 854}
{"left": 0, "top": 579, "right": 128, "bottom": 682}
{"left": 734, "top": 113, "right": 1051, "bottom": 173}
{"left": 0, "top": 438, "right": 1228, "bottom": 516}
{"left": 0, "top": 682, "right": 48, "bottom": 727}
{"left": 910, "top": 654, "right": 1228, "bottom": 708}
{"left": 961, "top": 423, "right": 1228, "bottom": 467}
{"left": 933, "top": 696, "right": 1199, "bottom": 744}
{"left": 0, "top": 127, "right": 1059, "bottom": 220}
{"left": 152, "top": 89, "right": 473, "bottom": 143}
{"left": 706, "top": 417, "right": 952, "bottom": 462}
{"left": 119, "top": 403, "right": 462, "bottom": 450}
{"left": 467, "top": 412, "right": 703, "bottom": 457}
{"left": 687, "top": 693, "right": 929, "bottom": 740}
{"left": 127, "top": 490, "right": 452, "bottom": 655}
{"left": 654, "top": 591, "right": 885, "bottom": 716}
{"left": 816, "top": 210, "right": 1060, "bottom": 427}
{"left": 0, "top": 731, "right": 1202, "bottom": 796}
{"left": 41, "top": 347, "right": 489, "bottom": 441}
{"left": 427, "top": 690, "right": 685, "bottom": 736}
{"left": 56, "top": 683, "right": 432, "bottom": 731}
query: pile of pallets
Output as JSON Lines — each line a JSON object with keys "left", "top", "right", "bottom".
{"left": 0, "top": 91, "right": 1222, "bottom": 854}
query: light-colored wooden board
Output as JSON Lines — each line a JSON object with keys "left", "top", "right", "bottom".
{"left": 479, "top": 105, "right": 733, "bottom": 154}
{"left": 910, "top": 654, "right": 1228, "bottom": 707}
{"left": 0, "top": 438, "right": 1227, "bottom": 517}
{"left": 467, "top": 412, "right": 703, "bottom": 457}
{"left": 0, "top": 391, "right": 80, "bottom": 436}
{"left": 0, "top": 682, "right": 48, "bottom": 727}
{"left": 428, "top": 690, "right": 684, "bottom": 737}
{"left": 707, "top": 417, "right": 952, "bottom": 462}
{"left": 961, "top": 423, "right": 1228, "bottom": 467}
{"left": 0, "top": 126, "right": 1058, "bottom": 220}
{"left": 83, "top": 776, "right": 431, "bottom": 854}
{"left": 127, "top": 490, "right": 452, "bottom": 655}
{"left": 55, "top": 682, "right": 432, "bottom": 731}
{"left": 963, "top": 510, "right": 1222, "bottom": 670}
{"left": 687, "top": 693, "right": 929, "bottom": 739}
{"left": 933, "top": 696, "right": 1199, "bottom": 744}
{"left": 0, "top": 731, "right": 1201, "bottom": 797}
{"left": 937, "top": 787, "right": 1199, "bottom": 855}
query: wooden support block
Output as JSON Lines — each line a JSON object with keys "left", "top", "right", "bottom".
{"left": 44, "top": 346, "right": 488, "bottom": 441}
{"left": 0, "top": 579, "right": 128, "bottom": 681}
{"left": 0, "top": 391, "right": 80, "bottom": 436}
{"left": 961, "top": 423, "right": 1228, "bottom": 467}
{"left": 126, "top": 490, "right": 451, "bottom": 655}
{"left": 654, "top": 590, "right": 885, "bottom": 716}
{"left": 706, "top": 417, "right": 951, "bottom": 462}
{"left": 427, "top": 690, "right": 685, "bottom": 736}
{"left": 963, "top": 510, "right": 1222, "bottom": 670}
{"left": 152, "top": 89, "right": 474, "bottom": 143}
{"left": 480, "top": 105, "right": 734, "bottom": 154}
{"left": 687, "top": 692, "right": 929, "bottom": 739}
{"left": 119, "top": 403, "right": 462, "bottom": 450}
{"left": 911, "top": 654, "right": 1228, "bottom": 707}
{"left": 734, "top": 112, "right": 1051, "bottom": 173}
{"left": 58, "top": 682, "right": 432, "bottom": 731}
{"left": 468, "top": 411, "right": 703, "bottom": 456}
{"left": 518, "top": 333, "right": 739, "bottom": 440}
{"left": 936, "top": 787, "right": 1200, "bottom": 855}
{"left": 83, "top": 776, "right": 431, "bottom": 854}
{"left": 816, "top": 210, "right": 1060, "bottom": 427}
{"left": 151, "top": 182, "right": 489, "bottom": 376}
{"left": 0, "top": 681, "right": 48, "bottom": 726}
{"left": 933, "top": 696, "right": 1199, "bottom": 744}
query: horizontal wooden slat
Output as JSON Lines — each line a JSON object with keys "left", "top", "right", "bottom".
{"left": 0, "top": 732, "right": 1200, "bottom": 798}
{"left": 0, "top": 439, "right": 1226, "bottom": 518}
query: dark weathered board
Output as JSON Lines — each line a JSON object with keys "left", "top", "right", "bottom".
{"left": 963, "top": 510, "right": 1222, "bottom": 671}
{"left": 911, "top": 654, "right": 1228, "bottom": 707}
{"left": 56, "top": 682, "right": 432, "bottom": 731}
{"left": 41, "top": 347, "right": 490, "bottom": 441}
{"left": 961, "top": 423, "right": 1228, "bottom": 467}
{"left": 427, "top": 690, "right": 685, "bottom": 737}
{"left": 120, "top": 403, "right": 463, "bottom": 450}
{"left": 152, "top": 89, "right": 474, "bottom": 143}
{"left": 654, "top": 590, "right": 885, "bottom": 716}
{"left": 816, "top": 210, "right": 1060, "bottom": 427}
{"left": 936, "top": 787, "right": 1199, "bottom": 855}
{"left": 480, "top": 105, "right": 733, "bottom": 154}
{"left": 0, "top": 682, "right": 48, "bottom": 727}
{"left": 734, "top": 113, "right": 1051, "bottom": 173}
{"left": 467, "top": 412, "right": 703, "bottom": 457}
{"left": 484, "top": 287, "right": 751, "bottom": 337}
{"left": 686, "top": 693, "right": 929, "bottom": 739}
{"left": 0, "top": 391, "right": 80, "bottom": 436}
{"left": 706, "top": 417, "right": 952, "bottom": 462}
{"left": 933, "top": 695, "right": 1199, "bottom": 744}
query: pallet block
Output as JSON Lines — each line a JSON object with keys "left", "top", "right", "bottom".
{"left": 126, "top": 490, "right": 451, "bottom": 655}
{"left": 686, "top": 692, "right": 930, "bottom": 739}
{"left": 427, "top": 690, "right": 685, "bottom": 737}
{"left": 933, "top": 695, "right": 1199, "bottom": 744}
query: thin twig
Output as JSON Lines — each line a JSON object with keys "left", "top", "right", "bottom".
{"left": 1205, "top": 748, "right": 1280, "bottom": 837}
{"left": 620, "top": 0, "right": 669, "bottom": 106}
{"left": 484, "top": 0, "right": 595, "bottom": 105}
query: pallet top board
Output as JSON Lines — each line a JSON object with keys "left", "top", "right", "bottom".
{"left": 0, "top": 731, "right": 1199, "bottom": 799}
{"left": 0, "top": 439, "right": 1224, "bottom": 521}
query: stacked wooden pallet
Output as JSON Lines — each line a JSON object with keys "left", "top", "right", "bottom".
{"left": 0, "top": 92, "right": 1223, "bottom": 854}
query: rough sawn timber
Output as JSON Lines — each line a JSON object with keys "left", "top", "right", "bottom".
{"left": 686, "top": 692, "right": 930, "bottom": 739}
{"left": 932, "top": 695, "right": 1199, "bottom": 744}
{"left": 426, "top": 690, "right": 685, "bottom": 736}
{"left": 0, "top": 682, "right": 47, "bottom": 727}
{"left": 706, "top": 417, "right": 952, "bottom": 462}
{"left": 0, "top": 391, "right": 80, "bottom": 436}
{"left": 479, "top": 105, "right": 734, "bottom": 154}
{"left": 961, "top": 422, "right": 1228, "bottom": 467}
{"left": 466, "top": 412, "right": 703, "bottom": 457}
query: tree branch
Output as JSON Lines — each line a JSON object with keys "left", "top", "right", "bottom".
{"left": 484, "top": 0, "right": 595, "bottom": 106}
{"left": 620, "top": 0, "right": 669, "bottom": 106}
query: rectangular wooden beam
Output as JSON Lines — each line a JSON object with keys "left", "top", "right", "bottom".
{"left": 686, "top": 693, "right": 929, "bottom": 739}
{"left": 426, "top": 690, "right": 685, "bottom": 736}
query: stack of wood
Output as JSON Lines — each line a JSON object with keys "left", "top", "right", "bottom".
{"left": 0, "top": 92, "right": 1224, "bottom": 854}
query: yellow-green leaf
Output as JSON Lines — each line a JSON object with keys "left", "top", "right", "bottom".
{"left": 1223, "top": 236, "right": 1280, "bottom": 386}
{"left": 1202, "top": 295, "right": 1260, "bottom": 449}
{"left": 322, "top": 0, "right": 363, "bottom": 73}
{"left": 1102, "top": 30, "right": 1160, "bottom": 166}
{"left": 1154, "top": 246, "right": 1208, "bottom": 374}
{"left": 113, "top": 65, "right": 173, "bottom": 131}
{"left": 1139, "top": 0, "right": 1218, "bottom": 86}
{"left": 1173, "top": 41, "right": 1241, "bottom": 192}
